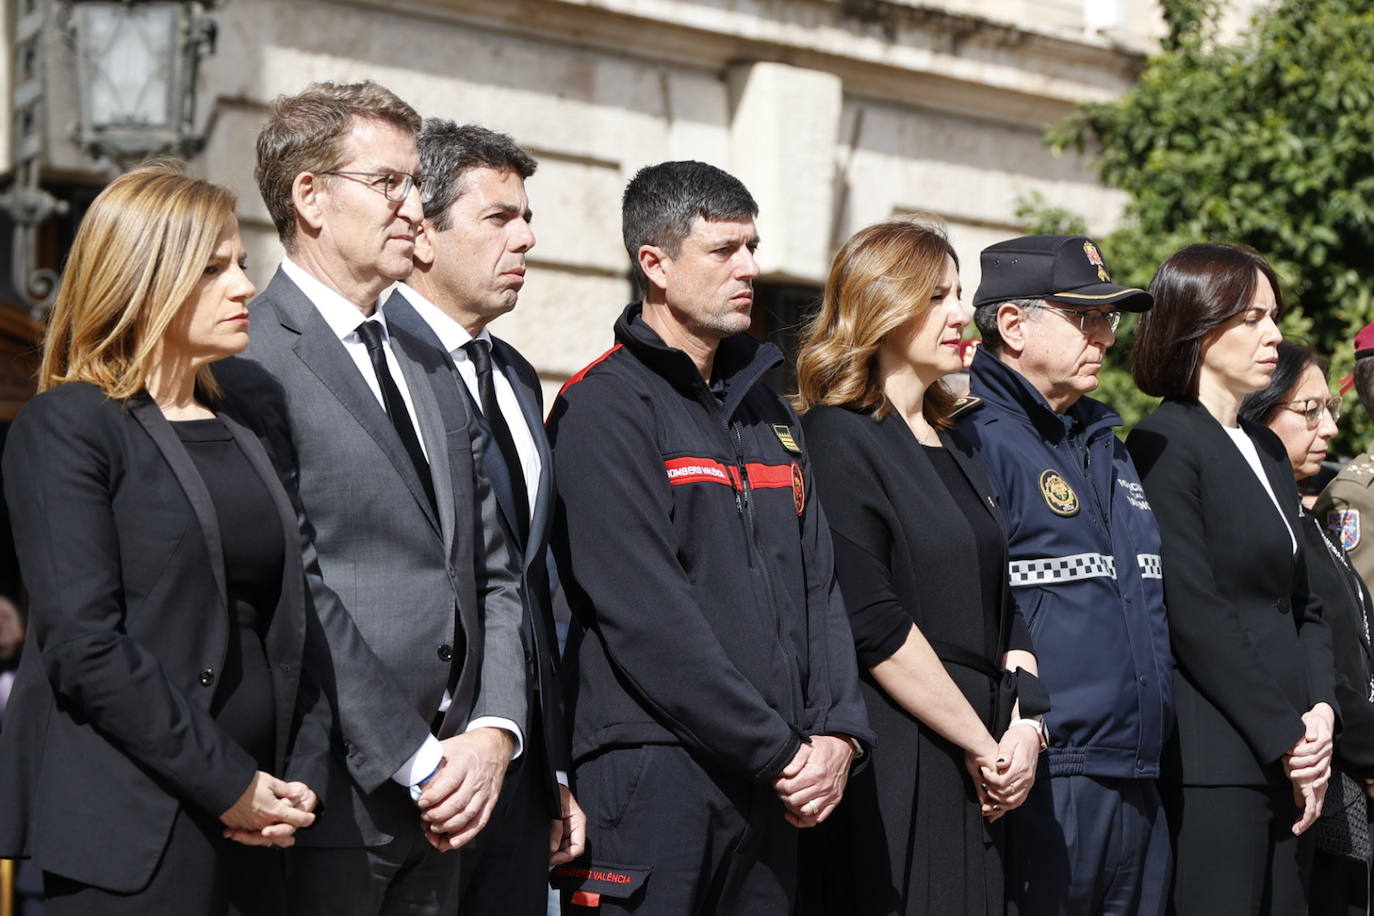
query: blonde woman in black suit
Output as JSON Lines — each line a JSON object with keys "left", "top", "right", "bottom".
{"left": 1126, "top": 243, "right": 1335, "bottom": 916}
{"left": 0, "top": 163, "right": 318, "bottom": 915}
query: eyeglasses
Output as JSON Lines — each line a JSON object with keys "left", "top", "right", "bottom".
{"left": 1039, "top": 304, "right": 1122, "bottom": 334}
{"left": 320, "top": 170, "right": 434, "bottom": 204}
{"left": 1281, "top": 397, "right": 1342, "bottom": 429}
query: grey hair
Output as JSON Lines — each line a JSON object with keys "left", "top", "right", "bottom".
{"left": 417, "top": 119, "right": 537, "bottom": 229}
{"left": 973, "top": 297, "right": 1044, "bottom": 353}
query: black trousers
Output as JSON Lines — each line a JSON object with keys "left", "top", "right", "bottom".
{"left": 1164, "top": 784, "right": 1314, "bottom": 916}
{"left": 43, "top": 805, "right": 284, "bottom": 916}
{"left": 284, "top": 820, "right": 462, "bottom": 916}
{"left": 458, "top": 746, "right": 553, "bottom": 915}
{"left": 562, "top": 744, "right": 796, "bottom": 915}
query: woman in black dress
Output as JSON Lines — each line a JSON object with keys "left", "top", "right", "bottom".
{"left": 1126, "top": 244, "right": 1335, "bottom": 916}
{"left": 794, "top": 218, "right": 1046, "bottom": 916}
{"left": 0, "top": 163, "right": 319, "bottom": 915}
{"left": 1240, "top": 341, "right": 1374, "bottom": 915}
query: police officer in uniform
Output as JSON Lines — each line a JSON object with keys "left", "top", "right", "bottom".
{"left": 1316, "top": 319, "right": 1374, "bottom": 587}
{"left": 959, "top": 236, "right": 1174, "bottom": 916}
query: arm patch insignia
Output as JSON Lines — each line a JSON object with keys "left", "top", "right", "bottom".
{"left": 1328, "top": 509, "right": 1361, "bottom": 551}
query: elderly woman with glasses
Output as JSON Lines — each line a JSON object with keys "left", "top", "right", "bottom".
{"left": 1126, "top": 243, "right": 1336, "bottom": 915}
{"left": 1240, "top": 341, "right": 1374, "bottom": 916}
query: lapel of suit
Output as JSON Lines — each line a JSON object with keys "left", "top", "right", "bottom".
{"left": 268, "top": 272, "right": 442, "bottom": 537}
{"left": 939, "top": 425, "right": 1007, "bottom": 533}
{"left": 1246, "top": 419, "right": 1303, "bottom": 532}
{"left": 220, "top": 409, "right": 306, "bottom": 772}
{"left": 491, "top": 339, "right": 548, "bottom": 559}
{"left": 389, "top": 319, "right": 457, "bottom": 551}
{"left": 129, "top": 398, "right": 228, "bottom": 612}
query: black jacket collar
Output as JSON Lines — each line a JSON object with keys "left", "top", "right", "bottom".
{"left": 614, "top": 302, "right": 782, "bottom": 419}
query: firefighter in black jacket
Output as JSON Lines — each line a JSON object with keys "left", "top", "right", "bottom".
{"left": 547, "top": 161, "right": 873, "bottom": 914}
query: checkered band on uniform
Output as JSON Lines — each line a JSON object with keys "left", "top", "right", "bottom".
{"left": 1008, "top": 552, "right": 1117, "bottom": 585}
{"left": 1009, "top": 552, "right": 1165, "bottom": 585}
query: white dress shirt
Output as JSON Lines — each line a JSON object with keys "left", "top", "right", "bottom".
{"left": 394, "top": 283, "right": 541, "bottom": 514}
{"left": 397, "top": 283, "right": 565, "bottom": 787}
{"left": 1223, "top": 424, "right": 1297, "bottom": 555}
{"left": 280, "top": 261, "right": 520, "bottom": 791}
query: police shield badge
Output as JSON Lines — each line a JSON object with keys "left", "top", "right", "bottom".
{"left": 1329, "top": 509, "right": 1361, "bottom": 551}
{"left": 1039, "top": 469, "right": 1079, "bottom": 516}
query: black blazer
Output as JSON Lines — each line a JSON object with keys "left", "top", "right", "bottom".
{"left": 0, "top": 383, "right": 312, "bottom": 892}
{"left": 1127, "top": 398, "right": 1335, "bottom": 786}
{"left": 489, "top": 336, "right": 573, "bottom": 814}
{"left": 1300, "top": 510, "right": 1374, "bottom": 778}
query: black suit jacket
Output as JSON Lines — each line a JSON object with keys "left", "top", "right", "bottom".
{"left": 386, "top": 293, "right": 570, "bottom": 817}
{"left": 1127, "top": 398, "right": 1335, "bottom": 786}
{"left": 0, "top": 383, "right": 313, "bottom": 892}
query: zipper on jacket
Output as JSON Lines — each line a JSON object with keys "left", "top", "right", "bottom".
{"left": 730, "top": 418, "right": 759, "bottom": 546}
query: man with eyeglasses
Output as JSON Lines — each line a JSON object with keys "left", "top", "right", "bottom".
{"left": 218, "top": 81, "right": 525, "bottom": 915}
{"left": 1317, "top": 320, "right": 1374, "bottom": 586}
{"left": 958, "top": 236, "right": 1174, "bottom": 916}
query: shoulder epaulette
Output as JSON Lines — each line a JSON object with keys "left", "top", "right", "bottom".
{"left": 949, "top": 395, "right": 983, "bottom": 420}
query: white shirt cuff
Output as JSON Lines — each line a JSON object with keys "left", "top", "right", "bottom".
{"left": 556, "top": 770, "right": 569, "bottom": 788}
{"left": 466, "top": 716, "right": 525, "bottom": 760}
{"left": 392, "top": 734, "right": 445, "bottom": 793}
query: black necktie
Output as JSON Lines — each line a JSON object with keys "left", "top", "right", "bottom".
{"left": 356, "top": 320, "right": 437, "bottom": 512}
{"left": 463, "top": 339, "right": 530, "bottom": 548}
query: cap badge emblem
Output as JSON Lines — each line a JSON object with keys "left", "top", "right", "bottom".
{"left": 1039, "top": 469, "right": 1080, "bottom": 517}
{"left": 1083, "top": 240, "right": 1110, "bottom": 282}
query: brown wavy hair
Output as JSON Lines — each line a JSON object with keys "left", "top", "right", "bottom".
{"left": 794, "top": 217, "right": 959, "bottom": 426}
{"left": 39, "top": 161, "right": 237, "bottom": 400}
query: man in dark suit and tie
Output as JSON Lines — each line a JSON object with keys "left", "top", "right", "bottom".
{"left": 387, "top": 119, "right": 585, "bottom": 915}
{"left": 217, "top": 81, "right": 526, "bottom": 915}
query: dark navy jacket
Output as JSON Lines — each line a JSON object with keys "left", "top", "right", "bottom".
{"left": 960, "top": 348, "right": 1173, "bottom": 779}
{"left": 548, "top": 304, "right": 873, "bottom": 783}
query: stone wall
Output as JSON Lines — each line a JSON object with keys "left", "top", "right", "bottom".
{"left": 13, "top": 0, "right": 1182, "bottom": 404}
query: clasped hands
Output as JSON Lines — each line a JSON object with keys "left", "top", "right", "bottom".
{"left": 1285, "top": 702, "right": 1334, "bottom": 835}
{"left": 415, "top": 727, "right": 516, "bottom": 852}
{"left": 965, "top": 722, "right": 1042, "bottom": 824}
{"left": 220, "top": 770, "right": 318, "bottom": 847}
{"left": 773, "top": 735, "right": 855, "bottom": 828}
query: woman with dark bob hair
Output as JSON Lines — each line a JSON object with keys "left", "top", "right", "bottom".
{"left": 1240, "top": 342, "right": 1374, "bottom": 916}
{"left": 794, "top": 218, "right": 1045, "bottom": 915}
{"left": 0, "top": 163, "right": 319, "bottom": 915}
{"left": 1126, "top": 243, "right": 1335, "bottom": 915}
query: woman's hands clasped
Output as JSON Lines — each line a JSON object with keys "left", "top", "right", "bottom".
{"left": 1284, "top": 702, "right": 1335, "bottom": 836}
{"left": 220, "top": 770, "right": 318, "bottom": 847}
{"left": 967, "top": 721, "right": 1041, "bottom": 823}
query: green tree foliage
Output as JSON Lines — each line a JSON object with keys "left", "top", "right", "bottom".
{"left": 1026, "top": 0, "right": 1374, "bottom": 450}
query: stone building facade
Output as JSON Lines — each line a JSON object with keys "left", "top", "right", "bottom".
{"left": 0, "top": 0, "right": 1237, "bottom": 408}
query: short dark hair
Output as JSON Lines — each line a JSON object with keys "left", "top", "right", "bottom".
{"left": 417, "top": 119, "right": 538, "bottom": 229}
{"left": 1354, "top": 358, "right": 1374, "bottom": 418}
{"left": 1239, "top": 341, "right": 1325, "bottom": 426}
{"left": 255, "top": 81, "right": 421, "bottom": 248}
{"left": 1131, "top": 243, "right": 1283, "bottom": 399}
{"left": 973, "top": 298, "right": 1043, "bottom": 354}
{"left": 622, "top": 161, "right": 758, "bottom": 293}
